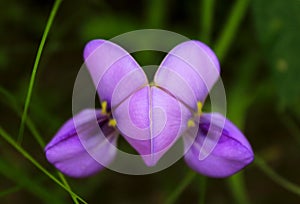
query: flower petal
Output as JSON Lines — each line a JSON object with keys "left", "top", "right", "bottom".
{"left": 184, "top": 113, "right": 254, "bottom": 178}
{"left": 154, "top": 40, "right": 220, "bottom": 110}
{"left": 113, "top": 86, "right": 192, "bottom": 166}
{"left": 45, "top": 109, "right": 118, "bottom": 178}
{"left": 84, "top": 40, "right": 148, "bottom": 108}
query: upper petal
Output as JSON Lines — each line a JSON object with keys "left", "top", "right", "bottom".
{"left": 154, "top": 40, "right": 220, "bottom": 110}
{"left": 112, "top": 86, "right": 192, "bottom": 166}
{"left": 45, "top": 109, "right": 118, "bottom": 178}
{"left": 183, "top": 113, "right": 254, "bottom": 178}
{"left": 84, "top": 40, "right": 148, "bottom": 108}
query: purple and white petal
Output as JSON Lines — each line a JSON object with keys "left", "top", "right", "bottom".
{"left": 154, "top": 40, "right": 220, "bottom": 110}
{"left": 112, "top": 86, "right": 192, "bottom": 166}
{"left": 45, "top": 109, "right": 118, "bottom": 178}
{"left": 184, "top": 113, "right": 254, "bottom": 178}
{"left": 84, "top": 40, "right": 148, "bottom": 108}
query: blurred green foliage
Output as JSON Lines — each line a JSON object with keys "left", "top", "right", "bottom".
{"left": 253, "top": 0, "right": 300, "bottom": 112}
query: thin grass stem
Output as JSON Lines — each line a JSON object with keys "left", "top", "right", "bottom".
{"left": 0, "top": 86, "right": 79, "bottom": 202}
{"left": 146, "top": 0, "right": 167, "bottom": 27}
{"left": 165, "top": 171, "right": 197, "bottom": 204}
{"left": 58, "top": 172, "right": 80, "bottom": 204}
{"left": 198, "top": 175, "right": 206, "bottom": 204}
{"left": 214, "top": 0, "right": 250, "bottom": 61}
{"left": 227, "top": 173, "right": 250, "bottom": 204}
{"left": 255, "top": 156, "right": 300, "bottom": 196}
{"left": 0, "top": 127, "right": 87, "bottom": 204}
{"left": 200, "top": 0, "right": 215, "bottom": 44}
{"left": 18, "top": 0, "right": 62, "bottom": 144}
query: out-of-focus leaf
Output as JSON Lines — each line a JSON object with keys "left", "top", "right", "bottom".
{"left": 79, "top": 15, "right": 138, "bottom": 41}
{"left": 252, "top": 0, "right": 300, "bottom": 110}
{"left": 0, "top": 158, "right": 63, "bottom": 204}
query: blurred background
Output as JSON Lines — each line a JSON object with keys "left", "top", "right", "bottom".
{"left": 1, "top": 0, "right": 300, "bottom": 203}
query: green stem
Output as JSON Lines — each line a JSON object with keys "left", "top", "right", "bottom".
{"left": 198, "top": 175, "right": 206, "bottom": 204}
{"left": 227, "top": 173, "right": 250, "bottom": 204}
{"left": 0, "top": 86, "right": 45, "bottom": 147}
{"left": 146, "top": 0, "right": 167, "bottom": 27}
{"left": 0, "top": 87, "right": 78, "bottom": 202}
{"left": 165, "top": 171, "right": 197, "bottom": 204}
{"left": 0, "top": 87, "right": 80, "bottom": 203}
{"left": 0, "top": 127, "right": 87, "bottom": 204}
{"left": 18, "top": 0, "right": 62, "bottom": 144}
{"left": 58, "top": 172, "right": 79, "bottom": 204}
{"left": 200, "top": 0, "right": 215, "bottom": 44}
{"left": 255, "top": 156, "right": 300, "bottom": 196}
{"left": 225, "top": 51, "right": 262, "bottom": 204}
{"left": 214, "top": 0, "right": 250, "bottom": 61}
{"left": 0, "top": 159, "right": 62, "bottom": 204}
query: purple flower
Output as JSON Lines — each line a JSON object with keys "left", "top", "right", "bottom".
{"left": 45, "top": 39, "right": 254, "bottom": 178}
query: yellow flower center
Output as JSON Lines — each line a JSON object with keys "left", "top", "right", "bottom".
{"left": 187, "top": 101, "right": 203, "bottom": 127}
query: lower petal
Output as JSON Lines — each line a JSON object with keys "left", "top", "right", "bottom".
{"left": 45, "top": 109, "right": 118, "bottom": 178}
{"left": 183, "top": 113, "right": 254, "bottom": 178}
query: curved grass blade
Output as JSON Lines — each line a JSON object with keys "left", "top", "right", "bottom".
{"left": 0, "top": 127, "right": 87, "bottom": 204}
{"left": 165, "top": 171, "right": 197, "bottom": 204}
{"left": 198, "top": 175, "right": 206, "bottom": 204}
{"left": 214, "top": 0, "right": 250, "bottom": 61}
{"left": 0, "top": 159, "right": 63, "bottom": 204}
{"left": 0, "top": 87, "right": 45, "bottom": 147}
{"left": 18, "top": 0, "right": 62, "bottom": 144}
{"left": 200, "top": 0, "right": 215, "bottom": 44}
{"left": 0, "top": 87, "right": 79, "bottom": 203}
{"left": 227, "top": 173, "right": 250, "bottom": 204}
{"left": 58, "top": 172, "right": 80, "bottom": 204}
{"left": 255, "top": 156, "right": 300, "bottom": 196}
